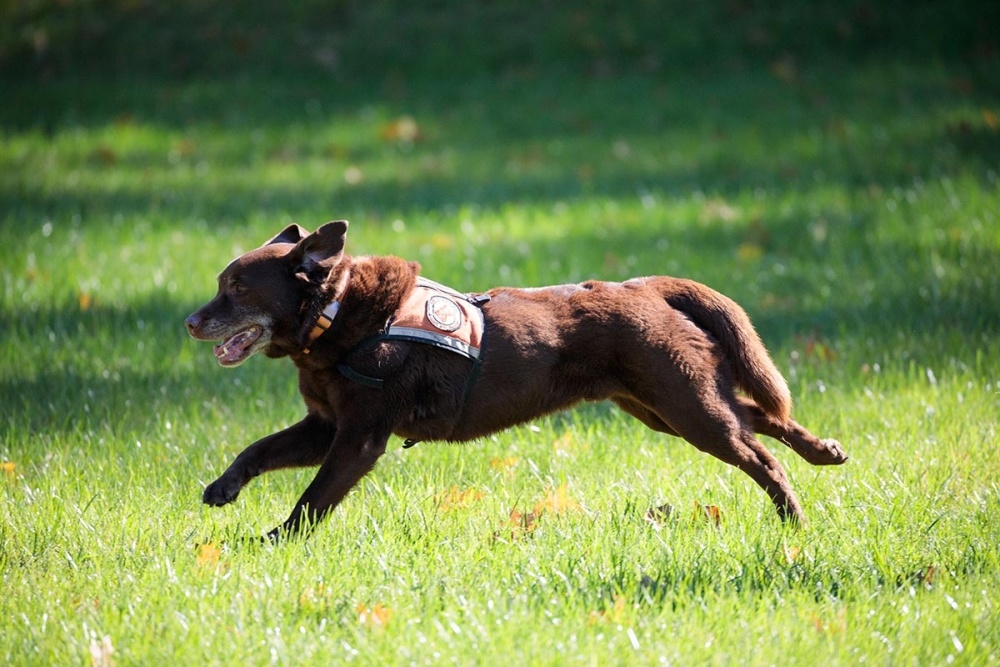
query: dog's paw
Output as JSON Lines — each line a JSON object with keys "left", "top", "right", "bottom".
{"left": 203, "top": 475, "right": 242, "bottom": 506}
{"left": 817, "top": 438, "right": 849, "bottom": 465}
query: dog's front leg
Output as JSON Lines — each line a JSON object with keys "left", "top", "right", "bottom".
{"left": 203, "top": 412, "right": 336, "bottom": 507}
{"left": 266, "top": 424, "right": 390, "bottom": 540}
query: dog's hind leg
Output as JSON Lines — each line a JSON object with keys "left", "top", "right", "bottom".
{"left": 736, "top": 397, "right": 848, "bottom": 466}
{"left": 203, "top": 412, "right": 336, "bottom": 507}
{"left": 635, "top": 389, "right": 806, "bottom": 523}
{"left": 613, "top": 396, "right": 679, "bottom": 435}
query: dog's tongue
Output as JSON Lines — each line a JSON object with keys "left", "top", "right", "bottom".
{"left": 213, "top": 326, "right": 262, "bottom": 365}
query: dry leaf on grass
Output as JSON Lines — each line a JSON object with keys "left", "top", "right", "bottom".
{"left": 644, "top": 503, "right": 674, "bottom": 528}
{"left": 587, "top": 594, "right": 628, "bottom": 625}
{"left": 493, "top": 508, "right": 539, "bottom": 542}
{"left": 552, "top": 432, "right": 574, "bottom": 455}
{"left": 299, "top": 583, "right": 332, "bottom": 612}
{"left": 434, "top": 485, "right": 484, "bottom": 511}
{"left": 379, "top": 116, "right": 420, "bottom": 143}
{"left": 356, "top": 602, "right": 392, "bottom": 628}
{"left": 489, "top": 456, "right": 519, "bottom": 476}
{"left": 779, "top": 544, "right": 802, "bottom": 564}
{"left": 692, "top": 501, "right": 722, "bottom": 526}
{"left": 532, "top": 483, "right": 582, "bottom": 515}
{"left": 195, "top": 542, "right": 222, "bottom": 569}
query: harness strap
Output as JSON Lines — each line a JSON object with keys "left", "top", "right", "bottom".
{"left": 336, "top": 363, "right": 384, "bottom": 389}
{"left": 335, "top": 278, "right": 491, "bottom": 449}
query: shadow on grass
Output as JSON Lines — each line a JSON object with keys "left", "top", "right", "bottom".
{"left": 3, "top": 210, "right": 996, "bottom": 443}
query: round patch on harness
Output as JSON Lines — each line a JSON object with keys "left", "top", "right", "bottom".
{"left": 426, "top": 295, "right": 463, "bottom": 332}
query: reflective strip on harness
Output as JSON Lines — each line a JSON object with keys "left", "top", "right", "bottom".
{"left": 382, "top": 326, "right": 481, "bottom": 359}
{"left": 337, "top": 278, "right": 490, "bottom": 388}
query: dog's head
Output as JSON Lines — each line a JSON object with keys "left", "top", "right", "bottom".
{"left": 184, "top": 221, "right": 348, "bottom": 366}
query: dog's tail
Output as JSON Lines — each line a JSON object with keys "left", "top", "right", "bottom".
{"left": 661, "top": 278, "right": 791, "bottom": 422}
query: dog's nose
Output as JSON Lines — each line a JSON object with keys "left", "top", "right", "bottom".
{"left": 184, "top": 313, "right": 201, "bottom": 334}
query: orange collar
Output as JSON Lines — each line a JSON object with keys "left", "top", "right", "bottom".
{"left": 303, "top": 269, "right": 350, "bottom": 354}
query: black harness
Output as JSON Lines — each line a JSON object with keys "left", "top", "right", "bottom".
{"left": 335, "top": 278, "right": 491, "bottom": 448}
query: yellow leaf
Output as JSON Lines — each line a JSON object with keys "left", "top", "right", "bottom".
{"left": 300, "top": 583, "right": 332, "bottom": 611}
{"left": 195, "top": 542, "right": 221, "bottom": 568}
{"left": 434, "top": 485, "right": 484, "bottom": 511}
{"left": 587, "top": 594, "right": 628, "bottom": 625}
{"left": 780, "top": 544, "right": 802, "bottom": 564}
{"left": 811, "top": 608, "right": 847, "bottom": 635}
{"left": 489, "top": 456, "right": 519, "bottom": 475}
{"left": 356, "top": 602, "right": 392, "bottom": 628}
{"left": 692, "top": 501, "right": 722, "bottom": 526}
{"left": 533, "top": 483, "right": 581, "bottom": 515}
{"left": 78, "top": 292, "right": 93, "bottom": 311}
{"left": 493, "top": 508, "right": 539, "bottom": 542}
{"left": 552, "top": 432, "right": 574, "bottom": 455}
{"left": 2, "top": 461, "right": 15, "bottom": 477}
{"left": 379, "top": 116, "right": 420, "bottom": 143}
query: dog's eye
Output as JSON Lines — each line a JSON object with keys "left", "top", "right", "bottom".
{"left": 229, "top": 279, "right": 246, "bottom": 293}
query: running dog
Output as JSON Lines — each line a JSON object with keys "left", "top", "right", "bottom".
{"left": 185, "top": 221, "right": 847, "bottom": 540}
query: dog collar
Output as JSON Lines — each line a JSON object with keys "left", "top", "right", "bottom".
{"left": 303, "top": 269, "right": 350, "bottom": 354}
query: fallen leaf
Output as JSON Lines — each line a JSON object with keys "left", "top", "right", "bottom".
{"left": 174, "top": 139, "right": 196, "bottom": 157}
{"left": 797, "top": 334, "right": 838, "bottom": 362}
{"left": 903, "top": 564, "right": 938, "bottom": 589}
{"left": 356, "top": 602, "right": 392, "bottom": 628}
{"left": 93, "top": 146, "right": 116, "bottom": 165}
{"left": 434, "top": 486, "right": 484, "bottom": 511}
{"left": 780, "top": 544, "right": 802, "bottom": 564}
{"left": 489, "top": 456, "right": 519, "bottom": 476}
{"left": 811, "top": 608, "right": 847, "bottom": 635}
{"left": 300, "top": 583, "right": 332, "bottom": 612}
{"left": 692, "top": 501, "right": 722, "bottom": 526}
{"left": 533, "top": 483, "right": 582, "bottom": 515}
{"left": 552, "top": 432, "right": 574, "bottom": 455}
{"left": 78, "top": 292, "right": 93, "bottom": 311}
{"left": 493, "top": 508, "right": 538, "bottom": 542}
{"left": 195, "top": 542, "right": 221, "bottom": 568}
{"left": 379, "top": 116, "right": 420, "bottom": 143}
{"left": 644, "top": 503, "right": 674, "bottom": 528}
{"left": 984, "top": 108, "right": 998, "bottom": 130}
{"left": 587, "top": 594, "right": 628, "bottom": 625}
{"left": 2, "top": 461, "right": 15, "bottom": 477}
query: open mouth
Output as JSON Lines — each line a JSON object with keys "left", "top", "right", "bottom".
{"left": 213, "top": 326, "right": 264, "bottom": 366}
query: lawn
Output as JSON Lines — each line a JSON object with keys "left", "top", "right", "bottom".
{"left": 2, "top": 2, "right": 999, "bottom": 665}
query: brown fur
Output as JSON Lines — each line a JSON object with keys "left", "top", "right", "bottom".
{"left": 185, "top": 221, "right": 847, "bottom": 540}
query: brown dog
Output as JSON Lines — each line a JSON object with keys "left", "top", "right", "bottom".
{"left": 185, "top": 221, "right": 846, "bottom": 540}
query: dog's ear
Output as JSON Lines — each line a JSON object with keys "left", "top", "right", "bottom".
{"left": 289, "top": 220, "right": 349, "bottom": 271}
{"left": 266, "top": 224, "right": 309, "bottom": 246}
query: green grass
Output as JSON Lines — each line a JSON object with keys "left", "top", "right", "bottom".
{"left": 3, "top": 2, "right": 1000, "bottom": 665}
